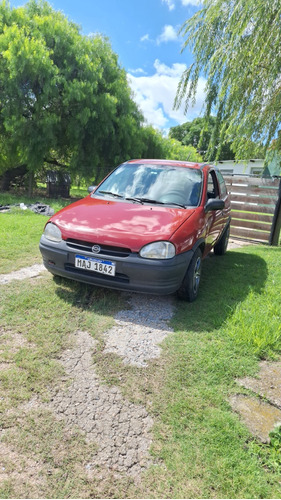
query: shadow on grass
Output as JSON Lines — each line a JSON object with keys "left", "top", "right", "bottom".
{"left": 174, "top": 250, "right": 268, "bottom": 332}
{"left": 52, "top": 249, "right": 267, "bottom": 336}
{"left": 53, "top": 275, "right": 124, "bottom": 312}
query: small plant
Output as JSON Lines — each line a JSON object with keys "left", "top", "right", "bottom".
{"left": 268, "top": 426, "right": 281, "bottom": 473}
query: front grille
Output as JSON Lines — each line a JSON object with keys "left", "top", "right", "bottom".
{"left": 66, "top": 238, "right": 131, "bottom": 258}
{"left": 64, "top": 264, "right": 130, "bottom": 283}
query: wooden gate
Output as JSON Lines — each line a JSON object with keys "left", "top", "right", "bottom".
{"left": 224, "top": 175, "right": 281, "bottom": 245}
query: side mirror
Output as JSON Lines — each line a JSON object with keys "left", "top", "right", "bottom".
{"left": 88, "top": 185, "right": 97, "bottom": 193}
{"left": 205, "top": 198, "right": 225, "bottom": 212}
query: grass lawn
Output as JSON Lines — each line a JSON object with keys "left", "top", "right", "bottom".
{"left": 0, "top": 193, "right": 75, "bottom": 273}
{"left": 0, "top": 195, "right": 281, "bottom": 498}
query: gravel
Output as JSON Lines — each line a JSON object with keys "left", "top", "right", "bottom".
{"left": 103, "top": 293, "right": 175, "bottom": 367}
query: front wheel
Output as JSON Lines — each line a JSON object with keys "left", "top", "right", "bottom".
{"left": 177, "top": 248, "right": 202, "bottom": 302}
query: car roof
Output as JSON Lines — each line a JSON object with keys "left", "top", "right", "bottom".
{"left": 126, "top": 159, "right": 208, "bottom": 170}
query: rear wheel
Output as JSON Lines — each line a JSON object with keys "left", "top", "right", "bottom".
{"left": 177, "top": 248, "right": 202, "bottom": 302}
{"left": 214, "top": 224, "right": 230, "bottom": 256}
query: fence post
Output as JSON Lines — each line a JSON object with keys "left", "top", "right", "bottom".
{"left": 269, "top": 179, "right": 281, "bottom": 246}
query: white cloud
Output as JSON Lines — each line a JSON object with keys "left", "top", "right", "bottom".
{"left": 156, "top": 25, "right": 179, "bottom": 44}
{"left": 181, "top": 0, "right": 202, "bottom": 5}
{"left": 128, "top": 59, "right": 206, "bottom": 129}
{"left": 162, "top": 0, "right": 175, "bottom": 10}
{"left": 129, "top": 68, "right": 147, "bottom": 75}
{"left": 140, "top": 33, "right": 151, "bottom": 42}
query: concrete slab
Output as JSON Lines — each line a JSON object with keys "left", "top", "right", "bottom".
{"left": 238, "top": 361, "right": 281, "bottom": 409}
{"left": 229, "top": 394, "right": 281, "bottom": 443}
{"left": 228, "top": 238, "right": 254, "bottom": 250}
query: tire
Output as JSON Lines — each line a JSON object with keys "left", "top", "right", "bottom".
{"left": 177, "top": 248, "right": 202, "bottom": 302}
{"left": 214, "top": 224, "right": 230, "bottom": 256}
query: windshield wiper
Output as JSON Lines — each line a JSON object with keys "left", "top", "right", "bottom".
{"left": 125, "top": 197, "right": 165, "bottom": 205}
{"left": 165, "top": 202, "right": 187, "bottom": 209}
{"left": 124, "top": 197, "right": 144, "bottom": 204}
{"left": 126, "top": 197, "right": 186, "bottom": 208}
{"left": 97, "top": 190, "right": 124, "bottom": 199}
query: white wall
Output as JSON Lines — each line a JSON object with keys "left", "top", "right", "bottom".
{"left": 212, "top": 159, "right": 264, "bottom": 176}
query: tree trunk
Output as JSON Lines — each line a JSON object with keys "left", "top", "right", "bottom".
{"left": 28, "top": 170, "right": 34, "bottom": 197}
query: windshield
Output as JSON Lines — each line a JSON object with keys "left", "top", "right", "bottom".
{"left": 94, "top": 163, "right": 202, "bottom": 207}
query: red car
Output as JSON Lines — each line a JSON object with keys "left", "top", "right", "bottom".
{"left": 39, "top": 159, "right": 231, "bottom": 301}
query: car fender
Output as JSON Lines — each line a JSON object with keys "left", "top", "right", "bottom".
{"left": 191, "top": 237, "right": 205, "bottom": 255}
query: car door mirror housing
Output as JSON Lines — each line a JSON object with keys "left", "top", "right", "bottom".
{"left": 204, "top": 198, "right": 225, "bottom": 212}
{"left": 88, "top": 185, "right": 97, "bottom": 193}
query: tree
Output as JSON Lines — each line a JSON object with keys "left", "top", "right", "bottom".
{"left": 0, "top": 0, "right": 144, "bottom": 190}
{"left": 138, "top": 126, "right": 202, "bottom": 162}
{"left": 175, "top": 0, "right": 281, "bottom": 159}
{"left": 169, "top": 117, "right": 236, "bottom": 161}
{"left": 139, "top": 126, "right": 169, "bottom": 159}
{"left": 263, "top": 133, "right": 281, "bottom": 176}
{"left": 163, "top": 137, "right": 202, "bottom": 162}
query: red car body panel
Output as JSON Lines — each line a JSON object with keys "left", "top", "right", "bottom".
{"left": 49, "top": 197, "right": 196, "bottom": 253}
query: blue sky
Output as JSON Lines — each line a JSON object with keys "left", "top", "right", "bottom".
{"left": 11, "top": 0, "right": 205, "bottom": 132}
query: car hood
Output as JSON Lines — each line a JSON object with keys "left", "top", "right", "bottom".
{"left": 50, "top": 196, "right": 195, "bottom": 252}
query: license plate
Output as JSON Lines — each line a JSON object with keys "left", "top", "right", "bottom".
{"left": 75, "top": 255, "right": 116, "bottom": 276}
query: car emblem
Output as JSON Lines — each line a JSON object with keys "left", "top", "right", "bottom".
{"left": 92, "top": 244, "right": 101, "bottom": 254}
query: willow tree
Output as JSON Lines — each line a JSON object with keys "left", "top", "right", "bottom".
{"left": 175, "top": 0, "right": 281, "bottom": 159}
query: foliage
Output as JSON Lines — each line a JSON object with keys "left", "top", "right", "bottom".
{"left": 0, "top": 0, "right": 203, "bottom": 191}
{"left": 163, "top": 137, "right": 202, "bottom": 162}
{"left": 169, "top": 116, "right": 236, "bottom": 161}
{"left": 175, "top": 0, "right": 281, "bottom": 159}
{"left": 138, "top": 126, "right": 202, "bottom": 162}
{"left": 263, "top": 134, "right": 281, "bottom": 176}
{"left": 0, "top": 0, "right": 144, "bottom": 183}
{"left": 138, "top": 126, "right": 167, "bottom": 160}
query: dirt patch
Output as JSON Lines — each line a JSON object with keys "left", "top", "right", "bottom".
{"left": 22, "top": 329, "right": 154, "bottom": 478}
{"left": 50, "top": 330, "right": 154, "bottom": 476}
{"left": 0, "top": 264, "right": 46, "bottom": 284}
{"left": 103, "top": 293, "right": 175, "bottom": 367}
{"left": 0, "top": 441, "right": 47, "bottom": 496}
{"left": 228, "top": 238, "right": 254, "bottom": 250}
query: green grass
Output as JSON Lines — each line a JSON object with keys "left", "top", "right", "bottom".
{"left": 0, "top": 189, "right": 88, "bottom": 273}
{"left": 1, "top": 195, "right": 281, "bottom": 498}
{"left": 0, "top": 194, "right": 72, "bottom": 273}
{"left": 145, "top": 246, "right": 281, "bottom": 498}
{"left": 0, "top": 209, "right": 49, "bottom": 272}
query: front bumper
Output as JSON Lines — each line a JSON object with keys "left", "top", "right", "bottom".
{"left": 39, "top": 236, "right": 194, "bottom": 295}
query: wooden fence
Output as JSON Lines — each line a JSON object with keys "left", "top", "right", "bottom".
{"left": 224, "top": 175, "right": 281, "bottom": 245}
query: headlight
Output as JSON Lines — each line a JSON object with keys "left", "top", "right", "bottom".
{"left": 140, "top": 241, "right": 175, "bottom": 259}
{"left": 44, "top": 223, "right": 62, "bottom": 242}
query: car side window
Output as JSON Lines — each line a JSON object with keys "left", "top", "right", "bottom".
{"left": 207, "top": 171, "right": 219, "bottom": 199}
{"left": 216, "top": 170, "right": 227, "bottom": 197}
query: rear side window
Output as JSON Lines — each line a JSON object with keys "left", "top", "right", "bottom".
{"left": 207, "top": 171, "right": 219, "bottom": 199}
{"left": 216, "top": 170, "right": 227, "bottom": 197}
